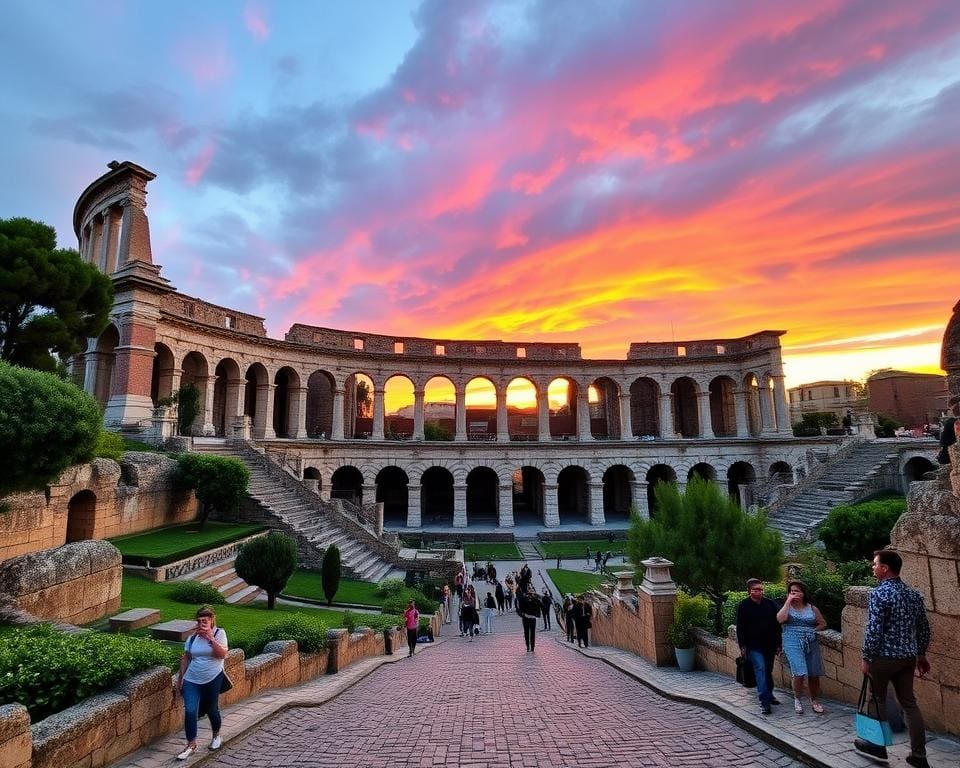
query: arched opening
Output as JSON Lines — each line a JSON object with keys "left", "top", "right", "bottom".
{"left": 302, "top": 466, "right": 321, "bottom": 495}
{"left": 630, "top": 377, "right": 660, "bottom": 437}
{"left": 376, "top": 466, "right": 409, "bottom": 526}
{"left": 646, "top": 464, "right": 677, "bottom": 516}
{"left": 465, "top": 377, "right": 496, "bottom": 441}
{"left": 466, "top": 467, "right": 499, "bottom": 526}
{"left": 66, "top": 490, "right": 97, "bottom": 543}
{"left": 671, "top": 377, "right": 699, "bottom": 438}
{"left": 512, "top": 466, "right": 545, "bottom": 525}
{"left": 762, "top": 375, "right": 778, "bottom": 432}
{"left": 769, "top": 461, "right": 793, "bottom": 485}
{"left": 423, "top": 376, "right": 455, "bottom": 441}
{"left": 245, "top": 363, "right": 269, "bottom": 438}
{"left": 384, "top": 375, "right": 415, "bottom": 440}
{"left": 331, "top": 466, "right": 364, "bottom": 505}
{"left": 306, "top": 370, "right": 335, "bottom": 439}
{"left": 590, "top": 377, "right": 621, "bottom": 439}
{"left": 180, "top": 351, "right": 209, "bottom": 435}
{"left": 213, "top": 358, "right": 242, "bottom": 437}
{"left": 688, "top": 463, "right": 717, "bottom": 482}
{"left": 150, "top": 342, "right": 175, "bottom": 405}
{"left": 92, "top": 325, "right": 119, "bottom": 409}
{"left": 303, "top": 467, "right": 321, "bottom": 480}
{"left": 421, "top": 467, "right": 454, "bottom": 526}
{"left": 273, "top": 367, "right": 300, "bottom": 438}
{"left": 548, "top": 378, "right": 578, "bottom": 439}
{"left": 603, "top": 465, "right": 633, "bottom": 520}
{"left": 743, "top": 374, "right": 762, "bottom": 437}
{"left": 903, "top": 456, "right": 936, "bottom": 484}
{"left": 345, "top": 372, "right": 374, "bottom": 438}
{"left": 709, "top": 376, "right": 737, "bottom": 437}
{"left": 506, "top": 377, "right": 538, "bottom": 441}
{"left": 727, "top": 461, "right": 757, "bottom": 509}
{"left": 557, "top": 465, "right": 590, "bottom": 523}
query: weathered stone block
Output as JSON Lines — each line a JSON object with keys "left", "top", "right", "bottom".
{"left": 109, "top": 608, "right": 161, "bottom": 633}
{"left": 149, "top": 620, "right": 197, "bottom": 641}
{"left": 929, "top": 556, "right": 960, "bottom": 616}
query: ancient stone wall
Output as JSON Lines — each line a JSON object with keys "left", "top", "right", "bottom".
{"left": 0, "top": 453, "right": 197, "bottom": 563}
{"left": 161, "top": 291, "right": 267, "bottom": 336}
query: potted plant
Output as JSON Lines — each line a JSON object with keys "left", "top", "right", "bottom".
{"left": 669, "top": 590, "right": 710, "bottom": 672}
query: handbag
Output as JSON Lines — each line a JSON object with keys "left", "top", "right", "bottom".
{"left": 855, "top": 674, "right": 893, "bottom": 747}
{"left": 219, "top": 670, "right": 234, "bottom": 694}
{"left": 735, "top": 656, "right": 757, "bottom": 688}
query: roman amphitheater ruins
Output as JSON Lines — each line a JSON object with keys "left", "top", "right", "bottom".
{"left": 71, "top": 161, "right": 830, "bottom": 531}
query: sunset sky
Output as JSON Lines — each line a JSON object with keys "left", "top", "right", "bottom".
{"left": 2, "top": 1, "right": 958, "bottom": 390}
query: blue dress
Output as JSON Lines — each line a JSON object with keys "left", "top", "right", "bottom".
{"left": 782, "top": 605, "right": 824, "bottom": 677}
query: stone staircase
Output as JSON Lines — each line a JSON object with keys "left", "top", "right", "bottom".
{"left": 181, "top": 556, "right": 263, "bottom": 605}
{"left": 193, "top": 439, "right": 396, "bottom": 582}
{"left": 766, "top": 441, "right": 899, "bottom": 543}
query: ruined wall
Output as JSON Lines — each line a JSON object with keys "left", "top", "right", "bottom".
{"left": 0, "top": 453, "right": 197, "bottom": 563}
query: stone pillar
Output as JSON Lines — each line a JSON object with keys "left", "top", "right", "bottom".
{"left": 619, "top": 393, "right": 633, "bottom": 439}
{"left": 612, "top": 569, "right": 637, "bottom": 603}
{"left": 83, "top": 350, "right": 101, "bottom": 396}
{"left": 697, "top": 392, "right": 714, "bottom": 439}
{"left": 331, "top": 388, "right": 345, "bottom": 440}
{"left": 256, "top": 383, "right": 276, "bottom": 439}
{"left": 734, "top": 389, "right": 750, "bottom": 437}
{"left": 543, "top": 483, "right": 560, "bottom": 527}
{"left": 102, "top": 309, "right": 164, "bottom": 429}
{"left": 453, "top": 484, "right": 467, "bottom": 528}
{"left": 497, "top": 483, "right": 514, "bottom": 527}
{"left": 633, "top": 481, "right": 650, "bottom": 520}
{"left": 412, "top": 388, "right": 425, "bottom": 441}
{"left": 589, "top": 481, "right": 605, "bottom": 526}
{"left": 225, "top": 376, "right": 245, "bottom": 433}
{"left": 454, "top": 384, "right": 467, "bottom": 441}
{"left": 97, "top": 209, "right": 114, "bottom": 272}
{"left": 362, "top": 483, "right": 377, "bottom": 508}
{"left": 659, "top": 392, "right": 677, "bottom": 438}
{"left": 577, "top": 388, "right": 593, "bottom": 441}
{"left": 288, "top": 386, "right": 307, "bottom": 439}
{"left": 495, "top": 387, "right": 509, "bottom": 442}
{"left": 406, "top": 484, "right": 422, "bottom": 528}
{"left": 637, "top": 557, "right": 678, "bottom": 666}
{"left": 738, "top": 483, "right": 751, "bottom": 510}
{"left": 537, "top": 388, "right": 550, "bottom": 441}
{"left": 304, "top": 478, "right": 320, "bottom": 495}
{"left": 89, "top": 215, "right": 104, "bottom": 271}
{"left": 199, "top": 375, "right": 216, "bottom": 435}
{"left": 759, "top": 384, "right": 775, "bottom": 435}
{"left": 772, "top": 375, "right": 792, "bottom": 435}
{"left": 372, "top": 386, "right": 385, "bottom": 440}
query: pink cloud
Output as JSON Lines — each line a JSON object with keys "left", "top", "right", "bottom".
{"left": 243, "top": 2, "right": 270, "bottom": 42}
{"left": 184, "top": 142, "right": 217, "bottom": 186}
{"left": 174, "top": 37, "right": 234, "bottom": 87}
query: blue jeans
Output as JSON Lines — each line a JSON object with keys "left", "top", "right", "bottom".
{"left": 182, "top": 673, "right": 223, "bottom": 742}
{"left": 747, "top": 648, "right": 776, "bottom": 707}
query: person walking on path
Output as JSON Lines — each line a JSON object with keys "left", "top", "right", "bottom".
{"left": 495, "top": 581, "right": 505, "bottom": 614}
{"left": 541, "top": 589, "right": 553, "bottom": 630}
{"left": 440, "top": 584, "right": 451, "bottom": 625}
{"left": 176, "top": 606, "right": 228, "bottom": 760}
{"left": 594, "top": 551, "right": 603, "bottom": 572}
{"left": 855, "top": 550, "right": 932, "bottom": 767}
{"left": 572, "top": 595, "right": 593, "bottom": 648}
{"left": 519, "top": 587, "right": 541, "bottom": 652}
{"left": 563, "top": 595, "right": 576, "bottom": 642}
{"left": 777, "top": 580, "right": 827, "bottom": 714}
{"left": 736, "top": 578, "right": 783, "bottom": 715}
{"left": 585, "top": 546, "right": 591, "bottom": 569}
{"left": 404, "top": 600, "right": 420, "bottom": 657}
{"left": 484, "top": 592, "right": 497, "bottom": 634}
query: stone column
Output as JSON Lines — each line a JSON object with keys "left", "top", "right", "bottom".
{"left": 633, "top": 481, "right": 650, "bottom": 520}
{"left": 498, "top": 483, "right": 514, "bottom": 527}
{"left": 106, "top": 208, "right": 123, "bottom": 273}
{"left": 738, "top": 484, "right": 751, "bottom": 510}
{"left": 97, "top": 209, "right": 114, "bottom": 273}
{"left": 406, "top": 484, "right": 422, "bottom": 528}
{"left": 362, "top": 483, "right": 377, "bottom": 507}
{"left": 759, "top": 384, "right": 775, "bottom": 435}
{"left": 331, "top": 388, "right": 345, "bottom": 440}
{"left": 454, "top": 384, "right": 467, "bottom": 441}
{"left": 589, "top": 481, "right": 605, "bottom": 526}
{"left": 495, "top": 386, "right": 509, "bottom": 442}
{"left": 697, "top": 392, "right": 714, "bottom": 439}
{"left": 619, "top": 393, "right": 633, "bottom": 439}
{"left": 83, "top": 350, "right": 101, "bottom": 396}
{"left": 372, "top": 386, "right": 385, "bottom": 440}
{"left": 198, "top": 375, "right": 216, "bottom": 436}
{"left": 772, "top": 375, "right": 792, "bottom": 435}
{"left": 659, "top": 392, "right": 677, "bottom": 438}
{"left": 453, "top": 484, "right": 468, "bottom": 528}
{"left": 637, "top": 557, "right": 678, "bottom": 667}
{"left": 102, "top": 309, "right": 163, "bottom": 429}
{"left": 577, "top": 388, "right": 593, "bottom": 441}
{"left": 543, "top": 483, "right": 560, "bottom": 527}
{"left": 256, "top": 383, "right": 276, "bottom": 439}
{"left": 225, "top": 376, "right": 245, "bottom": 432}
{"left": 537, "top": 387, "right": 551, "bottom": 441}
{"left": 412, "top": 388, "right": 425, "bottom": 441}
{"left": 734, "top": 389, "right": 750, "bottom": 437}
{"left": 288, "top": 386, "right": 307, "bottom": 439}
{"left": 89, "top": 214, "right": 104, "bottom": 271}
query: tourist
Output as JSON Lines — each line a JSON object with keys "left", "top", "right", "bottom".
{"left": 937, "top": 395, "right": 959, "bottom": 464}
{"left": 176, "top": 605, "right": 228, "bottom": 760}
{"left": 563, "top": 595, "right": 576, "bottom": 642}
{"left": 404, "top": 600, "right": 420, "bottom": 657}
{"left": 776, "top": 580, "right": 826, "bottom": 714}
{"left": 495, "top": 580, "right": 505, "bottom": 614}
{"left": 572, "top": 595, "right": 593, "bottom": 648}
{"left": 454, "top": 570, "right": 464, "bottom": 601}
{"left": 441, "top": 584, "right": 452, "bottom": 624}
{"left": 586, "top": 546, "right": 592, "bottom": 568}
{"left": 518, "top": 563, "right": 532, "bottom": 593}
{"left": 484, "top": 591, "right": 497, "bottom": 634}
{"left": 855, "top": 550, "right": 932, "bottom": 767}
{"left": 519, "top": 587, "right": 541, "bottom": 652}
{"left": 461, "top": 584, "right": 480, "bottom": 640}
{"left": 541, "top": 588, "right": 553, "bottom": 630}
{"left": 594, "top": 551, "right": 602, "bottom": 572}
{"left": 735, "top": 579, "right": 782, "bottom": 715}
{"left": 487, "top": 561, "right": 497, "bottom": 584}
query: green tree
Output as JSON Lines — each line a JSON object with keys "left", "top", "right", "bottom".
{"left": 321, "top": 544, "right": 341, "bottom": 606}
{"left": 175, "top": 453, "right": 250, "bottom": 530}
{"left": 355, "top": 379, "right": 372, "bottom": 418}
{"left": 0, "top": 217, "right": 113, "bottom": 372}
{"left": 171, "top": 384, "right": 201, "bottom": 436}
{"left": 234, "top": 532, "right": 298, "bottom": 609}
{"left": 0, "top": 361, "right": 103, "bottom": 496}
{"left": 626, "top": 475, "right": 783, "bottom": 634}
{"left": 818, "top": 497, "right": 905, "bottom": 562}
{"left": 875, "top": 414, "right": 901, "bottom": 438}
{"left": 424, "top": 422, "right": 453, "bottom": 441}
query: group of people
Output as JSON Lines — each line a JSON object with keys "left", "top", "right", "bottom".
{"left": 562, "top": 594, "right": 594, "bottom": 647}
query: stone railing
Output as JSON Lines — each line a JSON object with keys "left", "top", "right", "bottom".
{"left": 122, "top": 531, "right": 269, "bottom": 581}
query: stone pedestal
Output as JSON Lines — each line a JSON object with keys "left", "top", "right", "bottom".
{"left": 638, "top": 557, "right": 678, "bottom": 666}
{"left": 612, "top": 570, "right": 637, "bottom": 603}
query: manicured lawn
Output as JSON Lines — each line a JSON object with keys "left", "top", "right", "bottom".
{"left": 547, "top": 568, "right": 610, "bottom": 596}
{"left": 122, "top": 438, "right": 165, "bottom": 453}
{"left": 538, "top": 540, "right": 621, "bottom": 559}
{"left": 282, "top": 571, "right": 383, "bottom": 606}
{"left": 109, "top": 522, "right": 266, "bottom": 566}
{"left": 463, "top": 542, "right": 523, "bottom": 561}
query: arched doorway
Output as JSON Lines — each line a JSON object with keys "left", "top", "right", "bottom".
{"left": 466, "top": 467, "right": 499, "bottom": 525}
{"left": 688, "top": 463, "right": 717, "bottom": 482}
{"left": 903, "top": 456, "right": 935, "bottom": 484}
{"left": 512, "top": 467, "right": 545, "bottom": 524}
{"left": 331, "top": 466, "right": 364, "bottom": 505}
{"left": 345, "top": 372, "right": 374, "bottom": 438}
{"left": 671, "top": 377, "right": 699, "bottom": 437}
{"left": 646, "top": 464, "right": 677, "bottom": 516}
{"left": 273, "top": 367, "right": 301, "bottom": 438}
{"left": 465, "top": 377, "right": 496, "bottom": 441}
{"left": 213, "top": 358, "right": 242, "bottom": 436}
{"left": 709, "top": 376, "right": 737, "bottom": 437}
{"left": 506, "top": 378, "right": 538, "bottom": 441}
{"left": 630, "top": 377, "right": 660, "bottom": 437}
{"left": 769, "top": 461, "right": 793, "bottom": 485}
{"left": 66, "top": 490, "right": 97, "bottom": 542}
{"left": 548, "top": 378, "right": 578, "bottom": 439}
{"left": 421, "top": 467, "right": 454, "bottom": 526}
{"left": 557, "top": 466, "right": 589, "bottom": 523}
{"left": 727, "top": 461, "right": 756, "bottom": 509}
{"left": 602, "top": 465, "right": 633, "bottom": 520}
{"left": 423, "top": 376, "right": 455, "bottom": 441}
{"left": 180, "top": 351, "right": 209, "bottom": 435}
{"left": 384, "top": 375, "right": 415, "bottom": 440}
{"left": 376, "top": 466, "right": 409, "bottom": 526}
{"left": 306, "top": 370, "right": 335, "bottom": 438}
{"left": 150, "top": 343, "right": 175, "bottom": 405}
{"left": 590, "top": 377, "right": 620, "bottom": 439}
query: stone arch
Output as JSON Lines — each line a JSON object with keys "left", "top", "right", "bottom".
{"left": 423, "top": 375, "right": 455, "bottom": 441}
{"left": 272, "top": 366, "right": 301, "bottom": 438}
{"left": 331, "top": 465, "right": 364, "bottom": 505}
{"left": 727, "top": 461, "right": 756, "bottom": 509}
{"left": 506, "top": 377, "right": 538, "bottom": 441}
{"left": 903, "top": 456, "right": 936, "bottom": 485}
{"left": 709, "top": 376, "right": 737, "bottom": 437}
{"left": 180, "top": 351, "right": 209, "bottom": 435}
{"left": 306, "top": 369, "right": 335, "bottom": 439}
{"left": 769, "top": 461, "right": 793, "bottom": 484}
{"left": 345, "top": 371, "right": 374, "bottom": 439}
{"left": 671, "top": 377, "right": 699, "bottom": 437}
{"left": 466, "top": 466, "right": 499, "bottom": 526}
{"left": 590, "top": 377, "right": 621, "bottom": 439}
{"left": 65, "top": 490, "right": 97, "bottom": 543}
{"left": 743, "top": 374, "right": 762, "bottom": 436}
{"left": 245, "top": 363, "right": 269, "bottom": 438}
{"left": 557, "top": 465, "right": 590, "bottom": 523}
{"left": 548, "top": 377, "right": 578, "bottom": 439}
{"left": 421, "top": 466, "right": 454, "bottom": 526}
{"left": 92, "top": 324, "right": 120, "bottom": 409}
{"left": 602, "top": 464, "right": 633, "bottom": 520}
{"left": 213, "top": 358, "right": 242, "bottom": 437}
{"left": 376, "top": 466, "right": 409, "bottom": 526}
{"left": 688, "top": 462, "right": 717, "bottom": 482}
{"left": 150, "top": 342, "right": 176, "bottom": 405}
{"left": 629, "top": 377, "right": 660, "bottom": 437}
{"left": 384, "top": 374, "right": 415, "bottom": 440}
{"left": 646, "top": 464, "right": 677, "bottom": 515}
{"left": 465, "top": 376, "right": 497, "bottom": 441}
{"left": 512, "top": 466, "right": 545, "bottom": 525}
{"left": 303, "top": 466, "right": 321, "bottom": 480}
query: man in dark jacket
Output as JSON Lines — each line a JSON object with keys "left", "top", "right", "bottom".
{"left": 572, "top": 595, "right": 593, "bottom": 648}
{"left": 540, "top": 589, "right": 553, "bottom": 630}
{"left": 494, "top": 581, "right": 506, "bottom": 614}
{"left": 519, "top": 588, "right": 541, "bottom": 652}
{"left": 736, "top": 578, "right": 782, "bottom": 714}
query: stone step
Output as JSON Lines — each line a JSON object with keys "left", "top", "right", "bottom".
{"left": 226, "top": 584, "right": 263, "bottom": 604}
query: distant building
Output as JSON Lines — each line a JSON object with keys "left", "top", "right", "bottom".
{"left": 788, "top": 380, "right": 860, "bottom": 423}
{"left": 867, "top": 370, "right": 950, "bottom": 428}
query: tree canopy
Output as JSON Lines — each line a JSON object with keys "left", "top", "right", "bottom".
{"left": 0, "top": 217, "right": 113, "bottom": 372}
{"left": 175, "top": 453, "right": 250, "bottom": 530}
{"left": 626, "top": 475, "right": 783, "bottom": 633}
{"left": 234, "top": 532, "right": 298, "bottom": 609}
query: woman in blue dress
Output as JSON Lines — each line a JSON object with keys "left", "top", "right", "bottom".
{"left": 776, "top": 580, "right": 827, "bottom": 714}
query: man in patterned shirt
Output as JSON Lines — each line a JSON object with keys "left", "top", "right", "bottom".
{"left": 856, "top": 549, "right": 932, "bottom": 767}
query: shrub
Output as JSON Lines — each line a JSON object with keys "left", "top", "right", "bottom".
{"left": 375, "top": 578, "right": 407, "bottom": 598}
{"left": 174, "top": 384, "right": 201, "bottom": 436}
{"left": 241, "top": 615, "right": 329, "bottom": 656}
{"left": 836, "top": 559, "right": 875, "bottom": 586}
{"left": 818, "top": 497, "right": 905, "bottom": 562}
{"left": 95, "top": 431, "right": 125, "bottom": 461}
{"left": 168, "top": 580, "right": 226, "bottom": 605}
{"left": 380, "top": 588, "right": 438, "bottom": 617}
{"left": 341, "top": 612, "right": 403, "bottom": 632}
{"left": 175, "top": 453, "right": 250, "bottom": 530}
{"left": 667, "top": 590, "right": 711, "bottom": 648}
{"left": 0, "top": 624, "right": 179, "bottom": 721}
{"left": 235, "top": 532, "right": 298, "bottom": 609}
{"left": 321, "top": 544, "right": 341, "bottom": 605}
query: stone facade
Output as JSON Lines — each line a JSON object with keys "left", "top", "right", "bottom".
{"left": 867, "top": 370, "right": 950, "bottom": 428}
{"left": 0, "top": 540, "right": 121, "bottom": 625}
{"left": 787, "top": 379, "right": 860, "bottom": 422}
{"left": 0, "top": 453, "right": 197, "bottom": 564}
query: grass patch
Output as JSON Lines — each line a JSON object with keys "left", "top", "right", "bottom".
{"left": 547, "top": 568, "right": 610, "bottom": 596}
{"left": 463, "top": 542, "right": 523, "bottom": 561}
{"left": 109, "top": 522, "right": 266, "bottom": 566}
{"left": 538, "top": 540, "right": 621, "bottom": 559}
{"left": 123, "top": 438, "right": 166, "bottom": 453}
{"left": 282, "top": 571, "right": 383, "bottom": 606}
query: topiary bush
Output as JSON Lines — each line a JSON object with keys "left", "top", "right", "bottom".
{"left": 240, "top": 615, "right": 329, "bottom": 656}
{"left": 667, "top": 590, "right": 711, "bottom": 648}
{"left": 234, "top": 531, "right": 298, "bottom": 609}
{"left": 321, "top": 544, "right": 341, "bottom": 605}
{"left": 818, "top": 497, "right": 905, "bottom": 562}
{"left": 0, "top": 624, "right": 179, "bottom": 721}
{"left": 168, "top": 580, "right": 226, "bottom": 605}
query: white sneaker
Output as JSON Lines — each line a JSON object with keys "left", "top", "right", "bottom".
{"left": 210, "top": 735, "right": 222, "bottom": 750}
{"left": 177, "top": 745, "right": 196, "bottom": 760}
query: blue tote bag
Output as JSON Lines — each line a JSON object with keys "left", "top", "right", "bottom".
{"left": 855, "top": 674, "right": 893, "bottom": 747}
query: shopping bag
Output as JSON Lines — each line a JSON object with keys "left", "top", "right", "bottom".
{"left": 855, "top": 674, "right": 893, "bottom": 746}
{"left": 735, "top": 656, "right": 756, "bottom": 688}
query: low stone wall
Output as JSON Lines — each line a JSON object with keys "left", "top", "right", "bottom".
{"left": 123, "top": 531, "right": 269, "bottom": 581}
{"left": 0, "top": 541, "right": 121, "bottom": 625}
{"left": 0, "top": 453, "right": 197, "bottom": 563}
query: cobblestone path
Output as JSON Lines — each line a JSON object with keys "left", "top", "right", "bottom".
{"left": 206, "top": 624, "right": 802, "bottom": 768}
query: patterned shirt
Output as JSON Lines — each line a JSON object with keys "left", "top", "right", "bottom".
{"left": 862, "top": 578, "right": 931, "bottom": 662}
